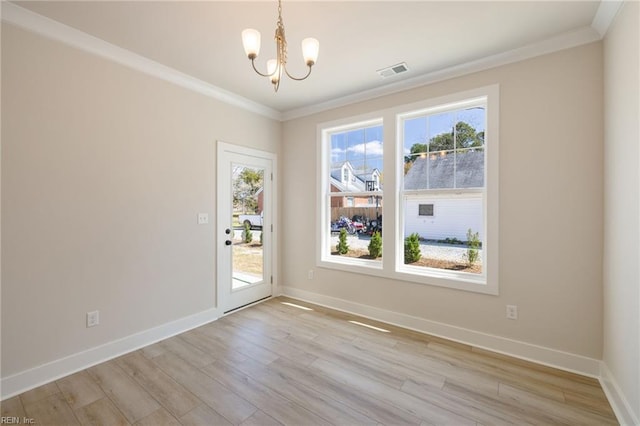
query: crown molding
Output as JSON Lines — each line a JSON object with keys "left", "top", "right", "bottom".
{"left": 1, "top": 2, "right": 283, "bottom": 121}
{"left": 591, "top": 0, "right": 624, "bottom": 37}
{"left": 281, "top": 25, "right": 601, "bottom": 121}
{"left": 2, "top": 1, "right": 622, "bottom": 123}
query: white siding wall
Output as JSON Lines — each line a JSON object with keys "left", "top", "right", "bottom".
{"left": 404, "top": 194, "right": 483, "bottom": 241}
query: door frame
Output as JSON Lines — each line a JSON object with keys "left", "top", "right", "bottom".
{"left": 216, "top": 141, "right": 278, "bottom": 313}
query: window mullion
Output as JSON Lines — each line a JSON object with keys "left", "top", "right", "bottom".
{"left": 382, "top": 110, "right": 397, "bottom": 273}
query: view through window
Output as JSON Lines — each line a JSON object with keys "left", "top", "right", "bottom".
{"left": 318, "top": 86, "right": 498, "bottom": 293}
{"left": 327, "top": 122, "right": 383, "bottom": 264}
{"left": 401, "top": 102, "right": 485, "bottom": 275}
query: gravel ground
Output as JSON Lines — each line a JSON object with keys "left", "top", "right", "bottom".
{"left": 233, "top": 229, "right": 482, "bottom": 264}
{"left": 329, "top": 233, "right": 482, "bottom": 263}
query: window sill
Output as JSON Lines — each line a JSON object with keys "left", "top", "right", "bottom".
{"left": 317, "top": 257, "right": 497, "bottom": 295}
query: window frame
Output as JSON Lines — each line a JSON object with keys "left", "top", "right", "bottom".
{"left": 317, "top": 115, "right": 385, "bottom": 272}
{"left": 317, "top": 85, "right": 499, "bottom": 295}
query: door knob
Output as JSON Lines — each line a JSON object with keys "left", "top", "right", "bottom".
{"left": 225, "top": 240, "right": 232, "bottom": 246}
{"left": 225, "top": 228, "right": 231, "bottom": 234}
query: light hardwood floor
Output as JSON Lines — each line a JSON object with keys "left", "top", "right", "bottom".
{"left": 1, "top": 296, "right": 618, "bottom": 425}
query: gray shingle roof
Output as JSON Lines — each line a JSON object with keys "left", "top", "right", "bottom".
{"left": 404, "top": 150, "right": 484, "bottom": 190}
{"left": 330, "top": 162, "right": 381, "bottom": 192}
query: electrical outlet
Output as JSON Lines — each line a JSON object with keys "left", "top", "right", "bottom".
{"left": 506, "top": 305, "right": 518, "bottom": 320}
{"left": 197, "top": 213, "right": 209, "bottom": 225}
{"left": 87, "top": 311, "right": 100, "bottom": 327}
{"left": 308, "top": 269, "right": 314, "bottom": 280}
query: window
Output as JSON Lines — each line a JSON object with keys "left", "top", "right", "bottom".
{"left": 418, "top": 204, "right": 434, "bottom": 216}
{"left": 318, "top": 86, "right": 498, "bottom": 294}
{"left": 320, "top": 118, "right": 383, "bottom": 267}
{"left": 400, "top": 98, "right": 485, "bottom": 278}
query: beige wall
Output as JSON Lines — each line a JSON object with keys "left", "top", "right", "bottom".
{"left": 603, "top": 1, "right": 640, "bottom": 421}
{"left": 1, "top": 24, "right": 281, "bottom": 377}
{"left": 282, "top": 42, "right": 604, "bottom": 359}
{"left": 4, "top": 5, "right": 632, "bottom": 408}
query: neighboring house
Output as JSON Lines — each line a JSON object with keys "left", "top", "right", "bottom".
{"left": 256, "top": 187, "right": 264, "bottom": 213}
{"left": 330, "top": 161, "right": 381, "bottom": 208}
{"left": 404, "top": 150, "right": 484, "bottom": 241}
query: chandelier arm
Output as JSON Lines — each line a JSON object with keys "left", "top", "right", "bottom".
{"left": 283, "top": 64, "right": 313, "bottom": 81}
{"left": 243, "top": 0, "right": 317, "bottom": 91}
{"left": 250, "top": 58, "right": 278, "bottom": 78}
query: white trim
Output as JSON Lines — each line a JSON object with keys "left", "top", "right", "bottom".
{"left": 317, "top": 86, "right": 499, "bottom": 296}
{"left": 282, "top": 26, "right": 600, "bottom": 121}
{"left": 2, "top": 2, "right": 606, "bottom": 123}
{"left": 592, "top": 1, "right": 624, "bottom": 38}
{"left": 280, "top": 286, "right": 602, "bottom": 378}
{"left": 600, "top": 362, "right": 640, "bottom": 426}
{"left": 0, "top": 308, "right": 220, "bottom": 400}
{"left": 0, "top": 2, "right": 282, "bottom": 121}
{"left": 216, "top": 141, "right": 279, "bottom": 310}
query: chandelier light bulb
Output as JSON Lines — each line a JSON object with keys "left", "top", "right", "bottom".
{"left": 267, "top": 59, "right": 279, "bottom": 83}
{"left": 242, "top": 29, "right": 261, "bottom": 59}
{"left": 241, "top": 0, "right": 318, "bottom": 92}
{"left": 301, "top": 38, "right": 319, "bottom": 66}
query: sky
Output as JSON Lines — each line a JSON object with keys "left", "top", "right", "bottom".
{"left": 330, "top": 106, "right": 485, "bottom": 180}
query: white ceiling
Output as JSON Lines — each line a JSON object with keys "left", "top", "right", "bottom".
{"left": 10, "top": 1, "right": 604, "bottom": 118}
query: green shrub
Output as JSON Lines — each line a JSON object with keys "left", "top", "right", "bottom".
{"left": 242, "top": 222, "right": 253, "bottom": 243}
{"left": 404, "top": 233, "right": 422, "bottom": 263}
{"left": 337, "top": 228, "right": 349, "bottom": 254}
{"left": 368, "top": 231, "right": 382, "bottom": 258}
{"left": 466, "top": 228, "right": 480, "bottom": 265}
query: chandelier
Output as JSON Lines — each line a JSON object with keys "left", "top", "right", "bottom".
{"left": 241, "top": 0, "right": 319, "bottom": 92}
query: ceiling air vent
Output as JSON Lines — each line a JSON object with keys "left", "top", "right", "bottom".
{"left": 377, "top": 62, "right": 409, "bottom": 78}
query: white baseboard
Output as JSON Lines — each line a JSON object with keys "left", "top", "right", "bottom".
{"left": 1, "top": 308, "right": 220, "bottom": 400}
{"left": 280, "top": 286, "right": 601, "bottom": 378}
{"left": 600, "top": 362, "right": 640, "bottom": 426}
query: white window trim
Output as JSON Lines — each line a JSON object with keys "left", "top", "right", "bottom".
{"left": 317, "top": 85, "right": 499, "bottom": 295}
{"left": 317, "top": 115, "right": 384, "bottom": 273}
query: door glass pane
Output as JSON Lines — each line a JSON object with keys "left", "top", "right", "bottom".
{"left": 231, "top": 164, "right": 264, "bottom": 290}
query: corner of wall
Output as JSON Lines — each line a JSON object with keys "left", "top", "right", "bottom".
{"left": 600, "top": 362, "right": 640, "bottom": 426}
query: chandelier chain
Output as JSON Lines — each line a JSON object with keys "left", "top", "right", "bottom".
{"left": 242, "top": 0, "right": 318, "bottom": 92}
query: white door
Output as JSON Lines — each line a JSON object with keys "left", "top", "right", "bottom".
{"left": 217, "top": 142, "right": 273, "bottom": 313}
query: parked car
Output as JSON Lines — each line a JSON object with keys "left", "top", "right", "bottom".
{"left": 239, "top": 213, "right": 263, "bottom": 229}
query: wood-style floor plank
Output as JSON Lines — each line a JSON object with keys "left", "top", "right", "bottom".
{"left": 73, "top": 397, "right": 129, "bottom": 426}
{"left": 22, "top": 392, "right": 80, "bottom": 426}
{"left": 134, "top": 407, "right": 181, "bottom": 426}
{"left": 227, "top": 355, "right": 378, "bottom": 425}
{"left": 201, "top": 360, "right": 333, "bottom": 426}
{"left": 179, "top": 404, "right": 232, "bottom": 426}
{"left": 57, "top": 370, "right": 106, "bottom": 411}
{"left": 0, "top": 396, "right": 27, "bottom": 419}
{"left": 152, "top": 351, "right": 257, "bottom": 424}
{"left": 87, "top": 361, "right": 160, "bottom": 423}
{"left": 4, "top": 296, "right": 619, "bottom": 425}
{"left": 116, "top": 352, "right": 201, "bottom": 418}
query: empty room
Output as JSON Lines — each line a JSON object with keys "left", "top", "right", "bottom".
{"left": 1, "top": 1, "right": 639, "bottom": 425}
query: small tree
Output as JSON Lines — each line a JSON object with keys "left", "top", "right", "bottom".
{"left": 368, "top": 231, "right": 382, "bottom": 258}
{"left": 404, "top": 233, "right": 422, "bottom": 264}
{"left": 337, "top": 228, "right": 349, "bottom": 255}
{"left": 466, "top": 228, "right": 480, "bottom": 265}
{"left": 242, "top": 222, "right": 253, "bottom": 244}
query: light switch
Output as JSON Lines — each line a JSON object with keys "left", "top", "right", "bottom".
{"left": 197, "top": 213, "right": 209, "bottom": 225}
